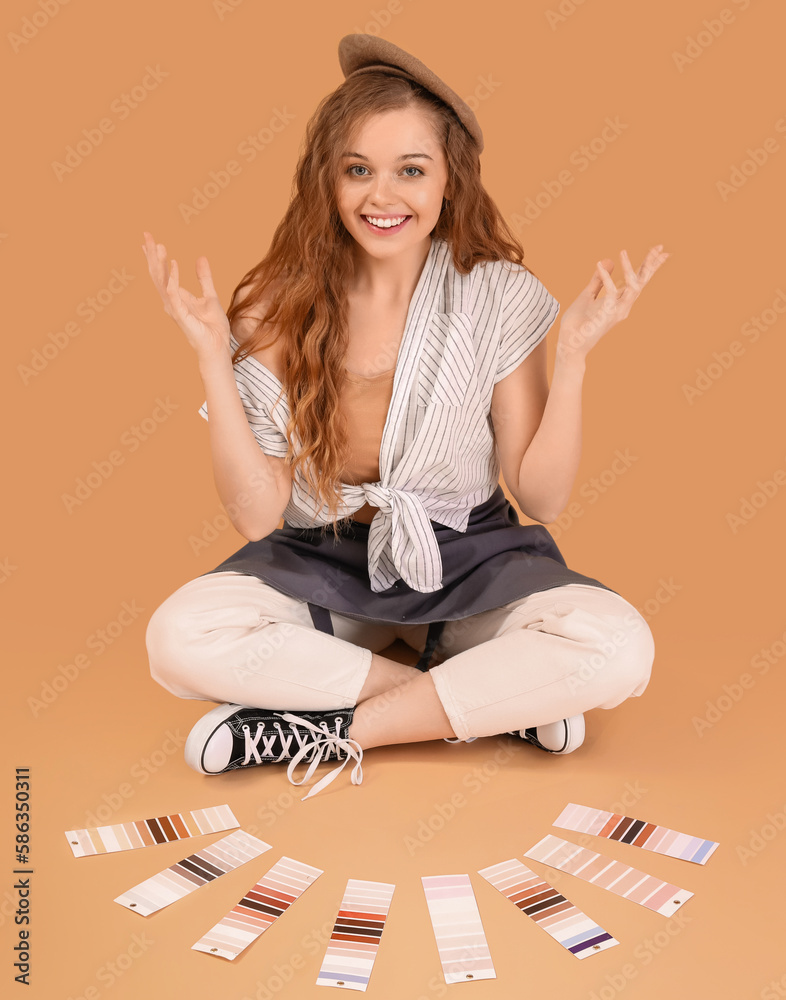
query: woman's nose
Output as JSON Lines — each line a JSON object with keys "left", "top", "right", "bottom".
{"left": 368, "top": 173, "right": 399, "bottom": 206}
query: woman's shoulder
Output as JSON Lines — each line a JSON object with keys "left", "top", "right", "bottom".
{"left": 440, "top": 246, "right": 532, "bottom": 296}
{"left": 469, "top": 256, "right": 553, "bottom": 309}
{"left": 470, "top": 253, "right": 530, "bottom": 280}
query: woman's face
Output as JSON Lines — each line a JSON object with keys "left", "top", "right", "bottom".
{"left": 335, "top": 106, "right": 450, "bottom": 261}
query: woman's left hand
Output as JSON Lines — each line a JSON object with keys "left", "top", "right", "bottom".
{"left": 556, "top": 245, "right": 670, "bottom": 364}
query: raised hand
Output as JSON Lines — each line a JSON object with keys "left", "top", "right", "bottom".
{"left": 142, "top": 231, "right": 232, "bottom": 365}
{"left": 556, "top": 245, "right": 670, "bottom": 363}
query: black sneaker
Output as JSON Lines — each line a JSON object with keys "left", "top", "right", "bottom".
{"left": 184, "top": 704, "right": 363, "bottom": 799}
{"left": 444, "top": 715, "right": 585, "bottom": 754}
{"left": 510, "top": 714, "right": 585, "bottom": 754}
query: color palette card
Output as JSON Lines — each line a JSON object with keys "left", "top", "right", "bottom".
{"left": 421, "top": 875, "right": 496, "bottom": 983}
{"left": 477, "top": 858, "right": 618, "bottom": 960}
{"left": 66, "top": 804, "right": 239, "bottom": 858}
{"left": 553, "top": 803, "right": 719, "bottom": 865}
{"left": 316, "top": 879, "right": 395, "bottom": 991}
{"left": 525, "top": 836, "right": 693, "bottom": 917}
{"left": 115, "top": 830, "right": 271, "bottom": 916}
{"left": 193, "top": 856, "right": 323, "bottom": 960}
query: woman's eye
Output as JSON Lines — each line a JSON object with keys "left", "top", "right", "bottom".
{"left": 348, "top": 165, "right": 368, "bottom": 177}
{"left": 403, "top": 166, "right": 422, "bottom": 177}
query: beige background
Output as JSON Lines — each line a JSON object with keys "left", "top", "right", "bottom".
{"left": 3, "top": 0, "right": 785, "bottom": 997}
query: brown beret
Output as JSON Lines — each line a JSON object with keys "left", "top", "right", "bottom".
{"left": 337, "top": 33, "right": 484, "bottom": 154}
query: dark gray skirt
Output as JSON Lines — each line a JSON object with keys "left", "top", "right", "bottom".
{"left": 199, "top": 486, "right": 618, "bottom": 671}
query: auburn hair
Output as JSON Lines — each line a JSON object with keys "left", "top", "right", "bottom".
{"left": 226, "top": 70, "right": 534, "bottom": 536}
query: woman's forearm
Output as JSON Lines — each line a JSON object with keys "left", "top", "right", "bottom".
{"left": 514, "top": 352, "right": 586, "bottom": 524}
{"left": 198, "top": 354, "right": 293, "bottom": 540}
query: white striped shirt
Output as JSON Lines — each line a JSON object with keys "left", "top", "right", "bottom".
{"left": 199, "top": 237, "right": 560, "bottom": 594}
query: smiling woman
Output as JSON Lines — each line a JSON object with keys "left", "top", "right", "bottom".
{"left": 142, "top": 33, "right": 666, "bottom": 799}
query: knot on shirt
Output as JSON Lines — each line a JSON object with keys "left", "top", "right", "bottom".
{"left": 359, "top": 483, "right": 396, "bottom": 513}
{"left": 347, "top": 484, "right": 444, "bottom": 594}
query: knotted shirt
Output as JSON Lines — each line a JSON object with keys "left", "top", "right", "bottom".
{"left": 198, "top": 237, "right": 560, "bottom": 593}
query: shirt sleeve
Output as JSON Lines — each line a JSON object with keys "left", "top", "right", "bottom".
{"left": 197, "top": 374, "right": 289, "bottom": 459}
{"left": 494, "top": 265, "right": 560, "bottom": 384}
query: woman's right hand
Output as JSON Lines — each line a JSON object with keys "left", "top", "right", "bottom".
{"left": 142, "top": 230, "right": 232, "bottom": 366}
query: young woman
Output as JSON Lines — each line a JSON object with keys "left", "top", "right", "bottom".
{"left": 143, "top": 35, "right": 668, "bottom": 799}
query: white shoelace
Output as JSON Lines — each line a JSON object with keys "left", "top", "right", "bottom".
{"left": 242, "top": 718, "right": 315, "bottom": 764}
{"left": 243, "top": 712, "right": 363, "bottom": 800}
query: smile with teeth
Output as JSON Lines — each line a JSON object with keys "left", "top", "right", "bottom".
{"left": 363, "top": 215, "right": 410, "bottom": 229}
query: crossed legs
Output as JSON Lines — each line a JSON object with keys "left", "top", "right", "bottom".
{"left": 145, "top": 571, "right": 654, "bottom": 751}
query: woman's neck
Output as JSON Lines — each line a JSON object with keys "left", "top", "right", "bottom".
{"left": 347, "top": 236, "right": 432, "bottom": 302}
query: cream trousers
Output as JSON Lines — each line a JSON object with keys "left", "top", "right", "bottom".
{"left": 145, "top": 571, "right": 654, "bottom": 741}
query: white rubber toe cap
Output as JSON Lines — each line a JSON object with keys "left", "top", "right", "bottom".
{"left": 184, "top": 703, "right": 244, "bottom": 774}
{"left": 535, "top": 714, "right": 585, "bottom": 753}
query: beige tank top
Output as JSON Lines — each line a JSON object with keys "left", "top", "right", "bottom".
{"left": 339, "top": 367, "right": 395, "bottom": 523}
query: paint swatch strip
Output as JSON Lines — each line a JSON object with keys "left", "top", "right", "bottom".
{"left": 65, "top": 804, "right": 239, "bottom": 858}
{"left": 553, "top": 803, "right": 719, "bottom": 865}
{"left": 421, "top": 875, "right": 496, "bottom": 982}
{"left": 316, "top": 879, "right": 395, "bottom": 991}
{"left": 477, "top": 858, "right": 618, "bottom": 959}
{"left": 525, "top": 836, "right": 692, "bottom": 917}
{"left": 114, "top": 830, "right": 272, "bottom": 916}
{"left": 192, "top": 856, "right": 324, "bottom": 960}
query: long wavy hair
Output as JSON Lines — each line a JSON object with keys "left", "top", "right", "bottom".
{"left": 226, "top": 70, "right": 534, "bottom": 534}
